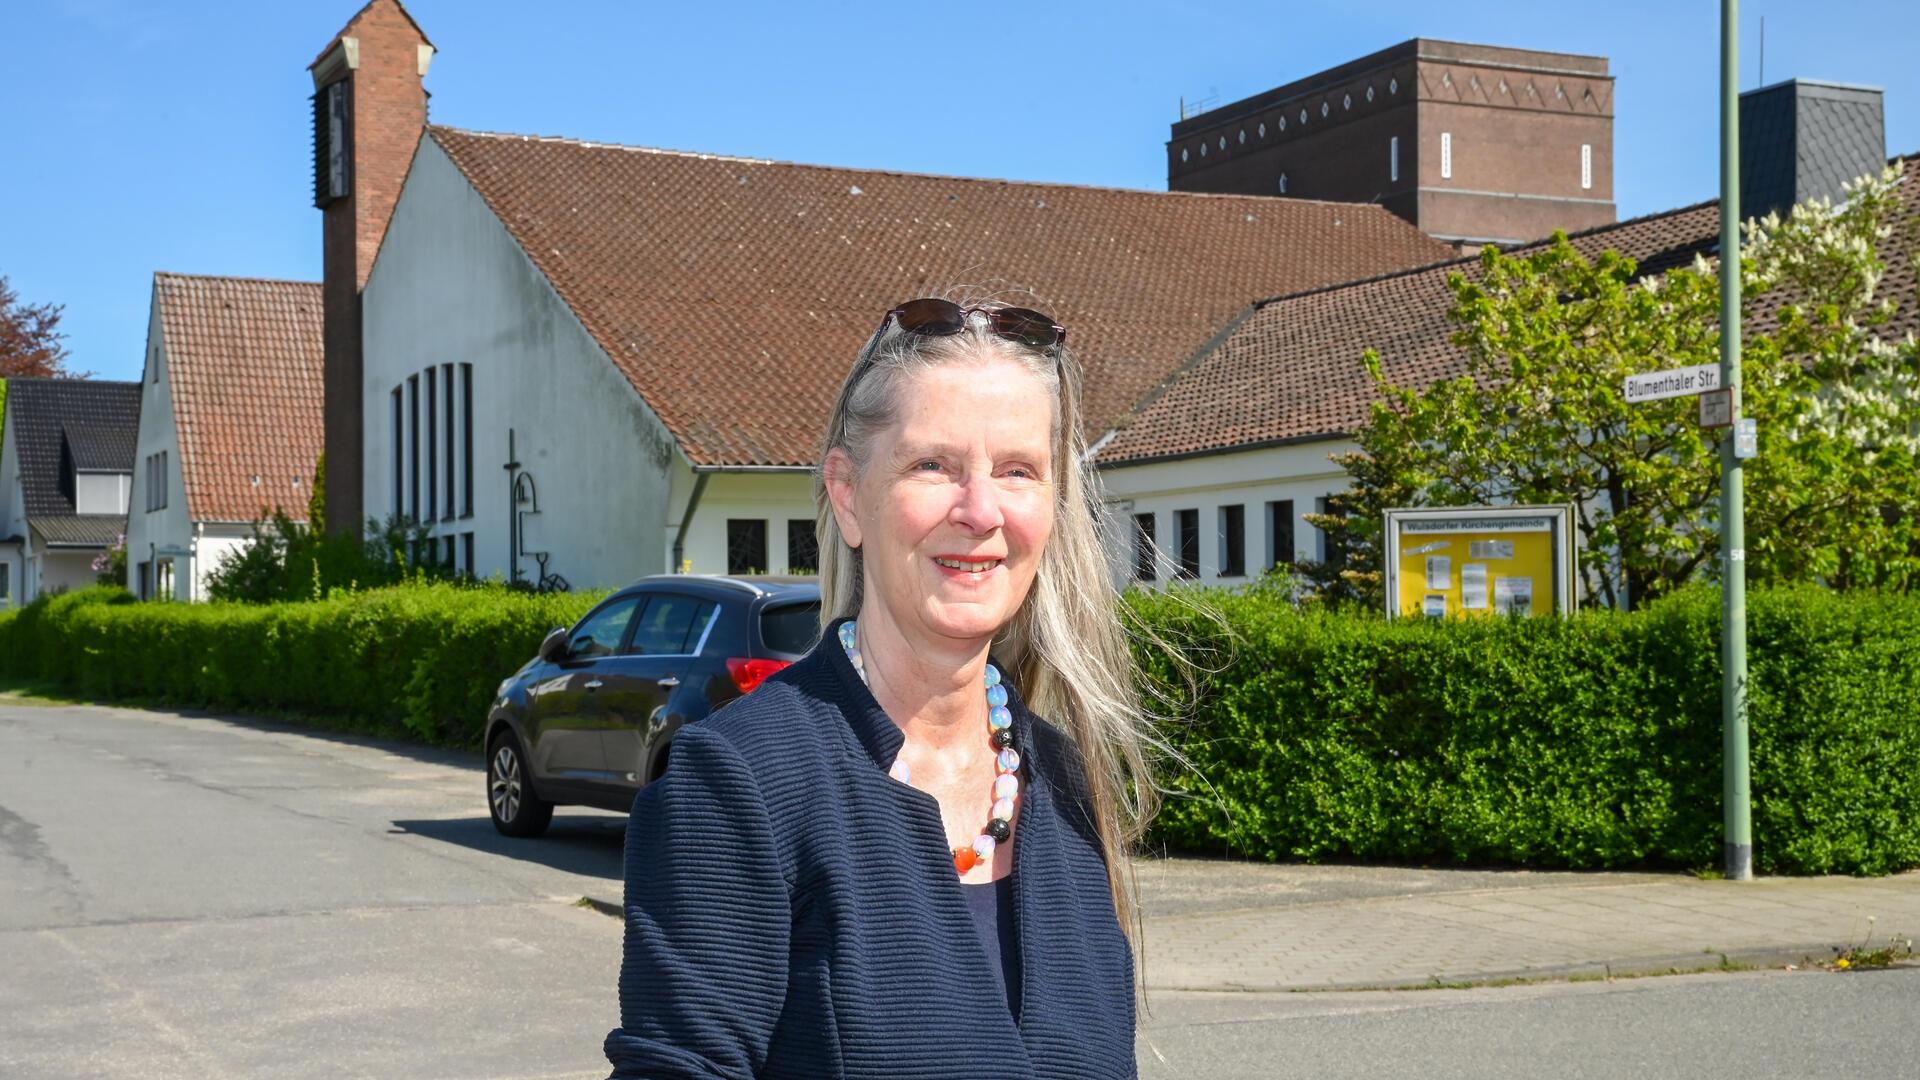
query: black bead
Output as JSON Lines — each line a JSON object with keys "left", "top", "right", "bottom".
{"left": 987, "top": 817, "right": 1012, "bottom": 842}
{"left": 991, "top": 728, "right": 1015, "bottom": 749}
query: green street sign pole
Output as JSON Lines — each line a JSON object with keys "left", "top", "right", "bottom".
{"left": 1720, "top": 0, "right": 1754, "bottom": 881}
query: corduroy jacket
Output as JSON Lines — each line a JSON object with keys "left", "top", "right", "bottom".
{"left": 603, "top": 623, "right": 1138, "bottom": 1079}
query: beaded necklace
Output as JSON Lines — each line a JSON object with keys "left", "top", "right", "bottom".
{"left": 838, "top": 619, "right": 1019, "bottom": 875}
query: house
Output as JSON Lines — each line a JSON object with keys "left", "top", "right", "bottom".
{"left": 1100, "top": 79, "right": 1910, "bottom": 589}
{"left": 0, "top": 378, "right": 141, "bottom": 606}
{"left": 125, "top": 273, "right": 325, "bottom": 601}
{"left": 310, "top": 1, "right": 1455, "bottom": 589}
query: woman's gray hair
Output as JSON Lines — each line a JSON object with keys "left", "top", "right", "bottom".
{"left": 811, "top": 297, "right": 1174, "bottom": 966}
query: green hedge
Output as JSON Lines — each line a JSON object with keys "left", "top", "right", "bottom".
{"left": 1129, "top": 584, "right": 1920, "bottom": 876}
{"left": 5, "top": 582, "right": 1915, "bottom": 875}
{"left": 0, "top": 584, "right": 599, "bottom": 745}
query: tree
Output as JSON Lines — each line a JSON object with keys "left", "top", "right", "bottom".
{"left": 308, "top": 452, "right": 327, "bottom": 534}
{"left": 0, "top": 276, "right": 78, "bottom": 378}
{"left": 1303, "top": 163, "right": 1919, "bottom": 608}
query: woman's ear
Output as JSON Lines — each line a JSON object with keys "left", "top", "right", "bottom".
{"left": 824, "top": 447, "right": 863, "bottom": 550}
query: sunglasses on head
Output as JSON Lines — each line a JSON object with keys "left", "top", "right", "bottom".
{"left": 878, "top": 298, "right": 1067, "bottom": 348}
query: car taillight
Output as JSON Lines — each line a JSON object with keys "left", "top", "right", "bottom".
{"left": 725, "top": 657, "right": 791, "bottom": 694}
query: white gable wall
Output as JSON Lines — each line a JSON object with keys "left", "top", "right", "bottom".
{"left": 127, "top": 298, "right": 196, "bottom": 601}
{"left": 0, "top": 406, "right": 25, "bottom": 608}
{"left": 363, "top": 137, "right": 683, "bottom": 591}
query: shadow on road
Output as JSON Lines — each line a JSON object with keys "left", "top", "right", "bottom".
{"left": 393, "top": 815, "right": 626, "bottom": 881}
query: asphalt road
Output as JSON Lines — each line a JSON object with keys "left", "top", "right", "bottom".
{"left": 4, "top": 697, "right": 1916, "bottom": 1079}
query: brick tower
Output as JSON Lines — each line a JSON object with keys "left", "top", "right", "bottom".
{"left": 1169, "top": 39, "right": 1616, "bottom": 247}
{"left": 310, "top": 0, "right": 433, "bottom": 535}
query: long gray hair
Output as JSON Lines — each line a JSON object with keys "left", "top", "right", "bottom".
{"left": 812, "top": 301, "right": 1163, "bottom": 955}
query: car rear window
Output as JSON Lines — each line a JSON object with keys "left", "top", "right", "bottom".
{"left": 760, "top": 602, "right": 822, "bottom": 656}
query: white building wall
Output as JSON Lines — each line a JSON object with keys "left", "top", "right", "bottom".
{"left": 0, "top": 411, "right": 25, "bottom": 609}
{"left": 362, "top": 138, "right": 684, "bottom": 592}
{"left": 126, "top": 302, "right": 196, "bottom": 601}
{"left": 1096, "top": 439, "right": 1359, "bottom": 587}
{"left": 665, "top": 465, "right": 817, "bottom": 575}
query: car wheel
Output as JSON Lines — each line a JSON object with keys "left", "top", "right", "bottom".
{"left": 488, "top": 730, "right": 554, "bottom": 837}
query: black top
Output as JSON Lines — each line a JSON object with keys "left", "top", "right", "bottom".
{"left": 604, "top": 618, "right": 1138, "bottom": 1078}
{"left": 961, "top": 874, "right": 1022, "bottom": 1016}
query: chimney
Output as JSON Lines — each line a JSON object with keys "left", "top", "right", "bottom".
{"left": 310, "top": 0, "right": 433, "bottom": 536}
{"left": 1739, "top": 80, "right": 1886, "bottom": 222}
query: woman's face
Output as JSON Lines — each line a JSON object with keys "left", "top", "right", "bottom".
{"left": 830, "top": 352, "right": 1057, "bottom": 650}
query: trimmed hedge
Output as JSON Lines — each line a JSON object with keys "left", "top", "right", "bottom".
{"left": 1129, "top": 584, "right": 1920, "bottom": 876}
{"left": 0, "top": 584, "right": 599, "bottom": 745}
{"left": 4, "top": 582, "right": 1916, "bottom": 875}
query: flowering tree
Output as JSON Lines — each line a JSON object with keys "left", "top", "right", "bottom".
{"left": 1305, "top": 163, "right": 1918, "bottom": 608}
{"left": 93, "top": 534, "right": 128, "bottom": 588}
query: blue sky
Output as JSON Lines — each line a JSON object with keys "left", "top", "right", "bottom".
{"left": 7, "top": 0, "right": 1918, "bottom": 383}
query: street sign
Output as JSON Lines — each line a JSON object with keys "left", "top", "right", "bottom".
{"left": 1625, "top": 363, "right": 1722, "bottom": 403}
{"left": 1699, "top": 388, "right": 1734, "bottom": 428}
{"left": 1734, "top": 417, "right": 1758, "bottom": 459}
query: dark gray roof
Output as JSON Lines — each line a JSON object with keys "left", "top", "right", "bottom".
{"left": 63, "top": 421, "right": 139, "bottom": 471}
{"left": 29, "top": 515, "right": 126, "bottom": 549}
{"left": 4, "top": 378, "right": 142, "bottom": 518}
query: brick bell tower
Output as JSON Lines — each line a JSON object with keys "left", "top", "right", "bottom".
{"left": 310, "top": 0, "right": 433, "bottom": 535}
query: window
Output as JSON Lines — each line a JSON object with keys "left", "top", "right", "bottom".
{"left": 425, "top": 367, "right": 436, "bottom": 521}
{"left": 727, "top": 519, "right": 768, "bottom": 574}
{"left": 1581, "top": 144, "right": 1593, "bottom": 190}
{"left": 1218, "top": 504, "right": 1245, "bottom": 577}
{"left": 1132, "top": 513, "right": 1156, "bottom": 581}
{"left": 786, "top": 519, "right": 819, "bottom": 573}
{"left": 628, "top": 594, "right": 710, "bottom": 656}
{"left": 441, "top": 534, "right": 455, "bottom": 568}
{"left": 1390, "top": 136, "right": 1399, "bottom": 182}
{"left": 460, "top": 364, "right": 474, "bottom": 517}
{"left": 443, "top": 363, "right": 455, "bottom": 520}
{"left": 1440, "top": 132, "right": 1453, "bottom": 179}
{"left": 145, "top": 451, "right": 168, "bottom": 511}
{"left": 569, "top": 595, "right": 641, "bottom": 659}
{"left": 391, "top": 387, "right": 403, "bottom": 516}
{"left": 1175, "top": 509, "right": 1200, "bottom": 579}
{"left": 0, "top": 562, "right": 9, "bottom": 602}
{"left": 462, "top": 532, "right": 475, "bottom": 578}
{"left": 407, "top": 375, "right": 419, "bottom": 523}
{"left": 1267, "top": 500, "right": 1296, "bottom": 568}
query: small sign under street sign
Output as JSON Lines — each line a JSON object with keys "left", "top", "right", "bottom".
{"left": 1624, "top": 363, "right": 1722, "bottom": 403}
{"left": 1699, "top": 387, "right": 1734, "bottom": 428}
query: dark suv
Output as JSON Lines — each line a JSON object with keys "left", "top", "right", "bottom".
{"left": 485, "top": 574, "right": 821, "bottom": 836}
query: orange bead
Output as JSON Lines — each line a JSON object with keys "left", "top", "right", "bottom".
{"left": 953, "top": 847, "right": 978, "bottom": 873}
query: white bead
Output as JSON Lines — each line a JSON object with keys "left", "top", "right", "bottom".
{"left": 888, "top": 758, "right": 911, "bottom": 783}
{"left": 997, "top": 748, "right": 1021, "bottom": 773}
{"left": 972, "top": 834, "right": 996, "bottom": 861}
{"left": 993, "top": 773, "right": 1019, "bottom": 801}
{"left": 992, "top": 796, "right": 1015, "bottom": 821}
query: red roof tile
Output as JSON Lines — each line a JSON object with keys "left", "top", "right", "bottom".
{"left": 1098, "top": 164, "right": 1920, "bottom": 465}
{"left": 427, "top": 127, "right": 1456, "bottom": 467}
{"left": 153, "top": 273, "right": 326, "bottom": 522}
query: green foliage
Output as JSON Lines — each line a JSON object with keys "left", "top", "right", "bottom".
{"left": 204, "top": 510, "right": 448, "bottom": 604}
{"left": 92, "top": 533, "right": 127, "bottom": 587}
{"left": 0, "top": 582, "right": 600, "bottom": 745}
{"left": 308, "top": 452, "right": 326, "bottom": 534}
{"left": 1128, "top": 584, "right": 1920, "bottom": 876}
{"left": 1308, "top": 163, "right": 1920, "bottom": 609}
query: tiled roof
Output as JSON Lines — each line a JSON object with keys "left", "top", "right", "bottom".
{"left": 153, "top": 273, "right": 325, "bottom": 522}
{"left": 428, "top": 126, "right": 1455, "bottom": 467}
{"left": 63, "top": 421, "right": 138, "bottom": 471}
{"left": 1098, "top": 161, "right": 1918, "bottom": 465}
{"left": 30, "top": 515, "right": 126, "bottom": 549}
{"left": 4, "top": 377, "right": 141, "bottom": 519}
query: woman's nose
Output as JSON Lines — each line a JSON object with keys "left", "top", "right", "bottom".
{"left": 949, "top": 472, "right": 1005, "bottom": 534}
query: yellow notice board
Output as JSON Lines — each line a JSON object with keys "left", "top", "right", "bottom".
{"left": 1383, "top": 505, "right": 1577, "bottom": 619}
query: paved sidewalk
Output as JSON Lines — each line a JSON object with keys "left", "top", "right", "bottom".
{"left": 1134, "top": 858, "right": 1920, "bottom": 991}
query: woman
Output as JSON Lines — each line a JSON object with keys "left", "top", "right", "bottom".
{"left": 604, "top": 297, "right": 1157, "bottom": 1079}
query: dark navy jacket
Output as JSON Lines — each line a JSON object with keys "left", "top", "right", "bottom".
{"left": 603, "top": 625, "right": 1138, "bottom": 1079}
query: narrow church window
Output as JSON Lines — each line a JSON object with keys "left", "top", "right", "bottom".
{"left": 1390, "top": 136, "right": 1399, "bottom": 182}
{"left": 408, "top": 375, "right": 419, "bottom": 523}
{"left": 461, "top": 364, "right": 474, "bottom": 517}
{"left": 426, "top": 368, "right": 437, "bottom": 523}
{"left": 1582, "top": 144, "right": 1593, "bottom": 190}
{"left": 391, "top": 387, "right": 403, "bottom": 517}
{"left": 1441, "top": 132, "right": 1453, "bottom": 179}
{"left": 442, "top": 363, "right": 455, "bottom": 520}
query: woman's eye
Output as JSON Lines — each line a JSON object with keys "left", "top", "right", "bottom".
{"left": 915, "top": 460, "right": 943, "bottom": 472}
